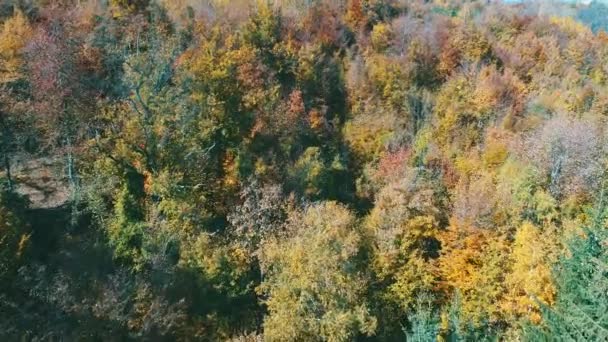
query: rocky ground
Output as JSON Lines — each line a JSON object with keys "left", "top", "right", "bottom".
{"left": 2, "top": 155, "right": 70, "bottom": 209}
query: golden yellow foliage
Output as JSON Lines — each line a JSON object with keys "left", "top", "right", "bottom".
{"left": 371, "top": 23, "right": 393, "bottom": 52}
{"left": 439, "top": 223, "right": 510, "bottom": 325}
{"left": 0, "top": 10, "right": 32, "bottom": 84}
{"left": 365, "top": 170, "right": 445, "bottom": 311}
{"left": 260, "top": 202, "right": 377, "bottom": 341}
{"left": 343, "top": 112, "right": 395, "bottom": 165}
{"left": 434, "top": 74, "right": 480, "bottom": 150}
{"left": 439, "top": 23, "right": 490, "bottom": 77}
{"left": 365, "top": 55, "right": 407, "bottom": 107}
{"left": 222, "top": 150, "right": 240, "bottom": 189}
{"left": 344, "top": 0, "right": 365, "bottom": 31}
{"left": 501, "top": 222, "right": 557, "bottom": 323}
{"left": 109, "top": 0, "right": 149, "bottom": 17}
{"left": 549, "top": 16, "right": 591, "bottom": 39}
{"left": 482, "top": 129, "right": 510, "bottom": 168}
{"left": 308, "top": 108, "right": 326, "bottom": 131}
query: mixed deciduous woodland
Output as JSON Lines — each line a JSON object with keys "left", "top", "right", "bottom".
{"left": 1, "top": 0, "right": 608, "bottom": 340}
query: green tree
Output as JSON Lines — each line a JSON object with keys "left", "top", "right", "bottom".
{"left": 526, "top": 190, "right": 608, "bottom": 341}
{"left": 406, "top": 294, "right": 441, "bottom": 342}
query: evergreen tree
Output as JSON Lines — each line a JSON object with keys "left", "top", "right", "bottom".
{"left": 526, "top": 188, "right": 608, "bottom": 341}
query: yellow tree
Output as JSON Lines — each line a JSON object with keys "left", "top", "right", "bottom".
{"left": 0, "top": 9, "right": 32, "bottom": 190}
{"left": 366, "top": 180, "right": 443, "bottom": 310}
{"left": 501, "top": 222, "right": 557, "bottom": 323}
{"left": 438, "top": 222, "right": 510, "bottom": 326}
{"left": 110, "top": 0, "right": 150, "bottom": 17}
{"left": 0, "top": 9, "right": 32, "bottom": 84}
{"left": 260, "top": 202, "right": 377, "bottom": 341}
{"left": 362, "top": 166, "right": 448, "bottom": 338}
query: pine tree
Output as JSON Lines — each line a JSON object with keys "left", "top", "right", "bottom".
{"left": 527, "top": 188, "right": 608, "bottom": 341}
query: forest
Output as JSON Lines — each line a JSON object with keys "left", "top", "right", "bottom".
{"left": 0, "top": 0, "right": 607, "bottom": 340}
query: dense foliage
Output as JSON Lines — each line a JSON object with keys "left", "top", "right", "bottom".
{"left": 1, "top": 0, "right": 607, "bottom": 340}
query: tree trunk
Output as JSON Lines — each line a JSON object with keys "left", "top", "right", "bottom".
{"left": 0, "top": 112, "right": 12, "bottom": 191}
{"left": 3, "top": 151, "right": 11, "bottom": 191}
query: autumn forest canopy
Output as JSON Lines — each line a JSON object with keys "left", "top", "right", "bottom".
{"left": 1, "top": 0, "right": 608, "bottom": 340}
